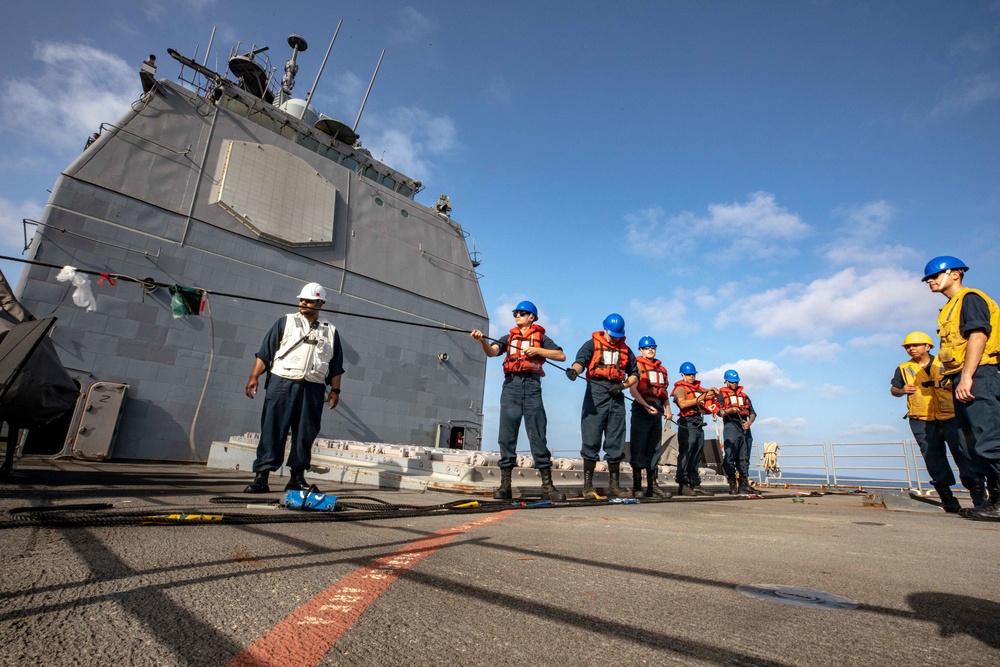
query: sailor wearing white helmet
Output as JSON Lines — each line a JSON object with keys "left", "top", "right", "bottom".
{"left": 243, "top": 282, "right": 344, "bottom": 494}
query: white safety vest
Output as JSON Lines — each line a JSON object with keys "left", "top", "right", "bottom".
{"left": 270, "top": 314, "right": 337, "bottom": 384}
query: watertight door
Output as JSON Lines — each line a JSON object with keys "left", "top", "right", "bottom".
{"left": 71, "top": 382, "right": 128, "bottom": 460}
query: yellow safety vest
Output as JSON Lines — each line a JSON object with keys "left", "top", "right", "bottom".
{"left": 937, "top": 287, "right": 1000, "bottom": 375}
{"left": 897, "top": 355, "right": 954, "bottom": 421}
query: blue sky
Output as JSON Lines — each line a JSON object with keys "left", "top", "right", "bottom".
{"left": 1, "top": 1, "right": 999, "bottom": 456}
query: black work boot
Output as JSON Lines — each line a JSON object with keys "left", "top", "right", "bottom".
{"left": 646, "top": 469, "right": 672, "bottom": 499}
{"left": 727, "top": 474, "right": 739, "bottom": 495}
{"left": 690, "top": 482, "right": 715, "bottom": 496}
{"left": 607, "top": 462, "right": 630, "bottom": 500}
{"left": 965, "top": 477, "right": 987, "bottom": 508}
{"left": 632, "top": 469, "right": 646, "bottom": 499}
{"left": 678, "top": 483, "right": 697, "bottom": 497}
{"left": 933, "top": 483, "right": 962, "bottom": 514}
{"left": 493, "top": 467, "right": 513, "bottom": 500}
{"left": 284, "top": 469, "right": 311, "bottom": 492}
{"left": 965, "top": 501, "right": 1000, "bottom": 521}
{"left": 243, "top": 471, "right": 270, "bottom": 494}
{"left": 987, "top": 476, "right": 1000, "bottom": 505}
{"left": 582, "top": 460, "right": 600, "bottom": 500}
{"left": 737, "top": 474, "right": 752, "bottom": 495}
{"left": 539, "top": 467, "right": 566, "bottom": 501}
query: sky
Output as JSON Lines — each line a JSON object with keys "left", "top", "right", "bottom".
{"left": 1, "top": 1, "right": 999, "bottom": 459}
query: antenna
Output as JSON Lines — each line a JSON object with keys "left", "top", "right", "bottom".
{"left": 353, "top": 48, "right": 385, "bottom": 133}
{"left": 202, "top": 26, "right": 216, "bottom": 67}
{"left": 301, "top": 20, "right": 343, "bottom": 120}
{"left": 280, "top": 34, "right": 309, "bottom": 104}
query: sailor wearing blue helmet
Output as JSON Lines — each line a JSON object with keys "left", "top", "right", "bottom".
{"left": 627, "top": 336, "right": 674, "bottom": 499}
{"left": 924, "top": 256, "right": 1000, "bottom": 520}
{"left": 672, "top": 362, "right": 720, "bottom": 496}
{"left": 719, "top": 370, "right": 757, "bottom": 495}
{"left": 472, "top": 300, "right": 567, "bottom": 501}
{"left": 566, "top": 313, "right": 639, "bottom": 499}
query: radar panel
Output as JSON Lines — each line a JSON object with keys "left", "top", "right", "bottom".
{"left": 215, "top": 141, "right": 336, "bottom": 246}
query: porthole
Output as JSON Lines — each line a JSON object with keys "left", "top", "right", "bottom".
{"left": 374, "top": 197, "right": 384, "bottom": 206}
{"left": 400, "top": 209, "right": 409, "bottom": 218}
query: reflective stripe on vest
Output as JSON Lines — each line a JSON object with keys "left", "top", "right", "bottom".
{"left": 937, "top": 287, "right": 1000, "bottom": 375}
{"left": 898, "top": 355, "right": 954, "bottom": 421}
{"left": 502, "top": 324, "right": 546, "bottom": 376}
{"left": 636, "top": 356, "right": 668, "bottom": 402}
{"left": 271, "top": 314, "right": 337, "bottom": 383}
{"left": 720, "top": 386, "right": 750, "bottom": 418}
{"left": 586, "top": 331, "right": 629, "bottom": 382}
{"left": 673, "top": 379, "right": 704, "bottom": 418}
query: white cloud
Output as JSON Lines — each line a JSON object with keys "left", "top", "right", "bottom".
{"left": 836, "top": 423, "right": 901, "bottom": 439}
{"left": 927, "top": 73, "right": 1000, "bottom": 120}
{"left": 1, "top": 42, "right": 139, "bottom": 154}
{"left": 391, "top": 7, "right": 436, "bottom": 45}
{"left": 753, "top": 416, "right": 807, "bottom": 439}
{"left": 824, "top": 200, "right": 920, "bottom": 268}
{"left": 484, "top": 76, "right": 515, "bottom": 107}
{"left": 700, "top": 358, "right": 803, "bottom": 390}
{"left": 628, "top": 295, "right": 688, "bottom": 332}
{"left": 779, "top": 340, "right": 843, "bottom": 362}
{"left": 626, "top": 192, "right": 810, "bottom": 260}
{"left": 363, "top": 107, "right": 456, "bottom": 183}
{"left": 0, "top": 198, "right": 44, "bottom": 254}
{"left": 816, "top": 383, "right": 850, "bottom": 398}
{"left": 849, "top": 333, "right": 902, "bottom": 349}
{"left": 716, "top": 267, "right": 934, "bottom": 338}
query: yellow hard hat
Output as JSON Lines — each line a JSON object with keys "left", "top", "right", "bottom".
{"left": 902, "top": 331, "right": 933, "bottom": 348}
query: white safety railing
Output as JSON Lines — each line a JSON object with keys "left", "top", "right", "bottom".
{"left": 750, "top": 439, "right": 965, "bottom": 492}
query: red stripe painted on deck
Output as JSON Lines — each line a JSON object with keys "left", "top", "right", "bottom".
{"left": 227, "top": 510, "right": 516, "bottom": 667}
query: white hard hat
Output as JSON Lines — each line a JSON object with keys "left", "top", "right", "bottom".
{"left": 297, "top": 282, "right": 327, "bottom": 302}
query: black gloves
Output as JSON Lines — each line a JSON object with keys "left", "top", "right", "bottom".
{"left": 608, "top": 383, "right": 623, "bottom": 398}
{"left": 565, "top": 368, "right": 578, "bottom": 381}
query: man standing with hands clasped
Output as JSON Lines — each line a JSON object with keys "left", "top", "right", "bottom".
{"left": 244, "top": 282, "right": 344, "bottom": 494}
{"left": 471, "top": 300, "right": 567, "bottom": 501}
{"left": 628, "top": 336, "right": 674, "bottom": 499}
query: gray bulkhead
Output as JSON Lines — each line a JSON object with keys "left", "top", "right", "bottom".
{"left": 15, "top": 79, "right": 488, "bottom": 461}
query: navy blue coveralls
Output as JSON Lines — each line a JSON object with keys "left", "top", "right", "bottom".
{"left": 722, "top": 397, "right": 756, "bottom": 481}
{"left": 253, "top": 316, "right": 344, "bottom": 474}
{"left": 945, "top": 293, "right": 1000, "bottom": 480}
{"left": 495, "top": 332, "right": 562, "bottom": 470}
{"left": 574, "top": 340, "right": 638, "bottom": 463}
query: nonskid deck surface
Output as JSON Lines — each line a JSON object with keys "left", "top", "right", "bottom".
{"left": 0, "top": 458, "right": 997, "bottom": 666}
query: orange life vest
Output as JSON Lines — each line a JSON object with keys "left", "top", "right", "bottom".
{"left": 586, "top": 331, "right": 629, "bottom": 382}
{"left": 720, "top": 385, "right": 751, "bottom": 418}
{"left": 673, "top": 379, "right": 720, "bottom": 417}
{"left": 502, "top": 324, "right": 546, "bottom": 376}
{"left": 636, "top": 356, "right": 669, "bottom": 402}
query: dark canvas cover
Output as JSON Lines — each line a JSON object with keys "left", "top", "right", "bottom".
{"left": 0, "top": 270, "right": 79, "bottom": 426}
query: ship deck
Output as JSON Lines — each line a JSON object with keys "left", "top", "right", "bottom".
{"left": 0, "top": 458, "right": 997, "bottom": 666}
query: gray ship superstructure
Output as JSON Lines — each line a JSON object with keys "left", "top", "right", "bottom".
{"left": 14, "top": 34, "right": 488, "bottom": 463}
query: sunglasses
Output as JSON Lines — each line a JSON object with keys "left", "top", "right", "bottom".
{"left": 513, "top": 311, "right": 531, "bottom": 317}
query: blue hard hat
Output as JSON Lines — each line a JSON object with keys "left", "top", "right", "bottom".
{"left": 922, "top": 256, "right": 968, "bottom": 282}
{"left": 724, "top": 369, "right": 740, "bottom": 383}
{"left": 679, "top": 361, "right": 697, "bottom": 375}
{"left": 638, "top": 335, "right": 657, "bottom": 349}
{"left": 603, "top": 313, "right": 625, "bottom": 338}
{"left": 513, "top": 300, "right": 538, "bottom": 317}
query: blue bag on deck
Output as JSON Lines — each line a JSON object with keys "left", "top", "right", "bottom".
{"left": 284, "top": 485, "right": 337, "bottom": 511}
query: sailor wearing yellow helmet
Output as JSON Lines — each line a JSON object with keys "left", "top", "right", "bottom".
{"left": 923, "top": 255, "right": 1000, "bottom": 520}
{"left": 890, "top": 331, "right": 984, "bottom": 513}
